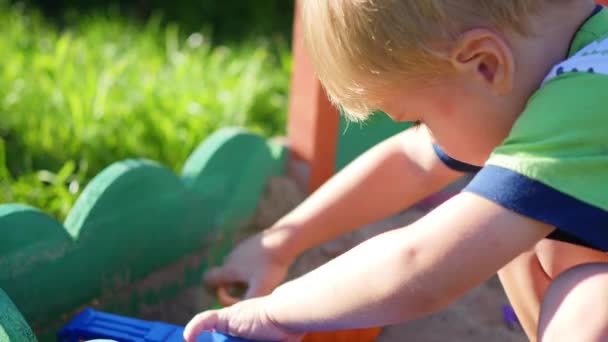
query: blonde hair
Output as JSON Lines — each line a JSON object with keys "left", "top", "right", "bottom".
{"left": 302, "top": 0, "right": 553, "bottom": 121}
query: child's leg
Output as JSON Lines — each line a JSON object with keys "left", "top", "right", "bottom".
{"left": 498, "top": 240, "right": 608, "bottom": 341}
{"left": 498, "top": 249, "right": 550, "bottom": 339}
{"left": 538, "top": 262, "right": 608, "bottom": 341}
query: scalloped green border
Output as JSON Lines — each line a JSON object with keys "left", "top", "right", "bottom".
{"left": 0, "top": 128, "right": 286, "bottom": 340}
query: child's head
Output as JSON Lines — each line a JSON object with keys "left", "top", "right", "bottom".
{"left": 302, "top": 0, "right": 582, "bottom": 163}
{"left": 302, "top": 0, "right": 551, "bottom": 119}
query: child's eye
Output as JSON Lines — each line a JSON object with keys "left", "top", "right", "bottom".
{"left": 411, "top": 120, "right": 423, "bottom": 128}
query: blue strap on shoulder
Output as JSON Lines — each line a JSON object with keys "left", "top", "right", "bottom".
{"left": 432, "top": 144, "right": 482, "bottom": 173}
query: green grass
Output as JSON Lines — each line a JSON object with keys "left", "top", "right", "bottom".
{"left": 0, "top": 4, "right": 292, "bottom": 220}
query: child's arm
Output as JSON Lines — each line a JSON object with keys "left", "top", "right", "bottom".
{"left": 185, "top": 193, "right": 554, "bottom": 341}
{"left": 264, "top": 126, "right": 461, "bottom": 261}
{"left": 204, "top": 126, "right": 463, "bottom": 298}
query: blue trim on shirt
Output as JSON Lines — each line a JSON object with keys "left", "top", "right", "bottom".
{"left": 464, "top": 165, "right": 608, "bottom": 252}
{"left": 592, "top": 4, "right": 603, "bottom": 17}
{"left": 432, "top": 144, "right": 482, "bottom": 173}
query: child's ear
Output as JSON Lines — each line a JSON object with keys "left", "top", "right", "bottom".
{"left": 449, "top": 29, "right": 514, "bottom": 95}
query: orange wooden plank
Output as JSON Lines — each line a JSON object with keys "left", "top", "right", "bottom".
{"left": 287, "top": 0, "right": 340, "bottom": 193}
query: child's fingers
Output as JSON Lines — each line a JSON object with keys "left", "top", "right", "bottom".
{"left": 243, "top": 278, "right": 275, "bottom": 299}
{"left": 183, "top": 310, "right": 219, "bottom": 342}
{"left": 244, "top": 280, "right": 263, "bottom": 299}
{"left": 217, "top": 286, "right": 241, "bottom": 306}
{"left": 204, "top": 267, "right": 242, "bottom": 287}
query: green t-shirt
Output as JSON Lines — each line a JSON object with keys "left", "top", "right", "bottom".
{"left": 462, "top": 6, "right": 608, "bottom": 251}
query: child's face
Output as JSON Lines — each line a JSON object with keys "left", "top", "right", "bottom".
{"left": 376, "top": 28, "right": 540, "bottom": 166}
{"left": 378, "top": 73, "right": 527, "bottom": 166}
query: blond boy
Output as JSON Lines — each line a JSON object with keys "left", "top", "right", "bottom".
{"left": 185, "top": 1, "right": 608, "bottom": 341}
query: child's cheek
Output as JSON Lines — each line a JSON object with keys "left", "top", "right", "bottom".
{"left": 436, "top": 99, "right": 456, "bottom": 118}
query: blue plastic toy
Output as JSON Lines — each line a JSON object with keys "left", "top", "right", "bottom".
{"left": 58, "top": 308, "right": 253, "bottom": 342}
{"left": 501, "top": 304, "right": 520, "bottom": 330}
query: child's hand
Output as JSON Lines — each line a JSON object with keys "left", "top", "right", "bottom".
{"left": 183, "top": 296, "right": 303, "bottom": 342}
{"left": 205, "top": 232, "right": 293, "bottom": 304}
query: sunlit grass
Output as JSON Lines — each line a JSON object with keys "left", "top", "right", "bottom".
{"left": 0, "top": 4, "right": 292, "bottom": 219}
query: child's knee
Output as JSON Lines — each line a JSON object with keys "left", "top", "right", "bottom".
{"left": 538, "top": 263, "right": 608, "bottom": 342}
{"left": 535, "top": 240, "right": 608, "bottom": 279}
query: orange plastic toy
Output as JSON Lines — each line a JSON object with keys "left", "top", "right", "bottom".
{"left": 303, "top": 328, "right": 381, "bottom": 342}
